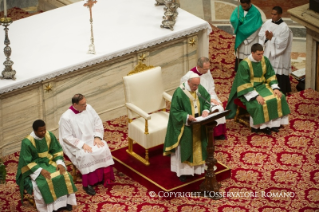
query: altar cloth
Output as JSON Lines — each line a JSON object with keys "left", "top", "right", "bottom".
{"left": 0, "top": 0, "right": 211, "bottom": 94}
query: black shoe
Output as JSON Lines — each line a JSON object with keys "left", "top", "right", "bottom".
{"left": 83, "top": 185, "right": 96, "bottom": 196}
{"left": 251, "top": 128, "right": 259, "bottom": 133}
{"left": 271, "top": 127, "right": 279, "bottom": 132}
{"left": 179, "top": 175, "right": 187, "bottom": 182}
{"left": 214, "top": 135, "right": 226, "bottom": 140}
{"left": 66, "top": 204, "right": 73, "bottom": 211}
{"left": 260, "top": 128, "right": 272, "bottom": 135}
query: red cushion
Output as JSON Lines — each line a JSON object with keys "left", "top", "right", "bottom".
{"left": 234, "top": 98, "right": 247, "bottom": 110}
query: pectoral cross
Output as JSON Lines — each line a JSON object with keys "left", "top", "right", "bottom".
{"left": 84, "top": 0, "right": 97, "bottom": 54}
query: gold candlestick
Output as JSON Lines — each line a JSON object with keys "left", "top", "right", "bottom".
{"left": 84, "top": 0, "right": 97, "bottom": 54}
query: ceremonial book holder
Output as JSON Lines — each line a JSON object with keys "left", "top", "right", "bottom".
{"left": 190, "top": 110, "right": 230, "bottom": 199}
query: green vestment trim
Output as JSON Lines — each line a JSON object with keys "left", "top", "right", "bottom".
{"left": 16, "top": 131, "right": 77, "bottom": 204}
{"left": 230, "top": 4, "right": 263, "bottom": 51}
{"left": 226, "top": 56, "right": 290, "bottom": 125}
{"left": 163, "top": 84, "right": 211, "bottom": 165}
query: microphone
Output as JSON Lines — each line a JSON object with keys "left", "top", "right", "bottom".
{"left": 197, "top": 92, "right": 216, "bottom": 111}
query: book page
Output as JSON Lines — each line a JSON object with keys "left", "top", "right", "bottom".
{"left": 193, "top": 111, "right": 224, "bottom": 123}
{"left": 292, "top": 68, "right": 305, "bottom": 78}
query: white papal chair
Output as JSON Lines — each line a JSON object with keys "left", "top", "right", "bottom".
{"left": 123, "top": 63, "right": 172, "bottom": 165}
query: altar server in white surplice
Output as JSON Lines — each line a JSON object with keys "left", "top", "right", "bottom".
{"left": 258, "top": 6, "right": 293, "bottom": 95}
{"left": 180, "top": 57, "right": 227, "bottom": 140}
{"left": 59, "top": 94, "right": 114, "bottom": 196}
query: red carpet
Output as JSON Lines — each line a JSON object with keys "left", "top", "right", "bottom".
{"left": 0, "top": 26, "right": 318, "bottom": 211}
{"left": 112, "top": 143, "right": 231, "bottom": 193}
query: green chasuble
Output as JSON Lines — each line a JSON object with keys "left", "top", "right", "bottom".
{"left": 230, "top": 4, "right": 262, "bottom": 51}
{"left": 163, "top": 84, "right": 211, "bottom": 166}
{"left": 16, "top": 131, "right": 77, "bottom": 204}
{"left": 226, "top": 56, "right": 290, "bottom": 125}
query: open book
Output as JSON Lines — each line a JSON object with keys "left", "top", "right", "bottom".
{"left": 193, "top": 111, "right": 224, "bottom": 123}
{"left": 291, "top": 68, "right": 305, "bottom": 80}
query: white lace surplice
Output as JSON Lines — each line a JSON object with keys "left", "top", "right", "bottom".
{"left": 59, "top": 104, "right": 114, "bottom": 175}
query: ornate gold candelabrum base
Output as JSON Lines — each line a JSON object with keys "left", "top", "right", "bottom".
{"left": 155, "top": 0, "right": 165, "bottom": 6}
{"left": 0, "top": 17, "right": 16, "bottom": 80}
{"left": 160, "top": 0, "right": 179, "bottom": 31}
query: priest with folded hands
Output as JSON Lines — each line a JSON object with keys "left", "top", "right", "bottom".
{"left": 59, "top": 94, "right": 115, "bottom": 196}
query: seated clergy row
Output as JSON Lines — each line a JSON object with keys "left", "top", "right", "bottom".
{"left": 16, "top": 48, "right": 291, "bottom": 210}
{"left": 16, "top": 94, "right": 114, "bottom": 212}
{"left": 164, "top": 49, "right": 290, "bottom": 182}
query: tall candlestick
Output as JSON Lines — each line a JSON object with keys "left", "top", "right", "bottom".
{"left": 4, "top": 0, "right": 7, "bottom": 17}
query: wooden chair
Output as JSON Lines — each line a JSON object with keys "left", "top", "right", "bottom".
{"left": 64, "top": 155, "right": 79, "bottom": 182}
{"left": 234, "top": 98, "right": 250, "bottom": 127}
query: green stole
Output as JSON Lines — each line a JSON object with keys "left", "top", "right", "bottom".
{"left": 230, "top": 4, "right": 263, "bottom": 51}
{"left": 16, "top": 131, "right": 77, "bottom": 204}
{"left": 163, "top": 84, "right": 211, "bottom": 165}
{"left": 226, "top": 56, "right": 290, "bottom": 125}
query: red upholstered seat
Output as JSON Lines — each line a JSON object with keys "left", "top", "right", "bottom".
{"left": 234, "top": 98, "right": 246, "bottom": 109}
{"left": 234, "top": 98, "right": 249, "bottom": 127}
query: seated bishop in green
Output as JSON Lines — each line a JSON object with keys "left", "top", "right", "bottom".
{"left": 16, "top": 120, "right": 77, "bottom": 212}
{"left": 226, "top": 43, "right": 290, "bottom": 135}
{"left": 163, "top": 73, "right": 211, "bottom": 182}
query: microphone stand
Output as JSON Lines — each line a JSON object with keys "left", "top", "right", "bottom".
{"left": 197, "top": 92, "right": 217, "bottom": 112}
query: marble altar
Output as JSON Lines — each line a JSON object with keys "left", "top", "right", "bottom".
{"left": 0, "top": 0, "right": 211, "bottom": 156}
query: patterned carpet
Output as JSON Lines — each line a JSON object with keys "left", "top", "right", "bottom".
{"left": 1, "top": 26, "right": 318, "bottom": 211}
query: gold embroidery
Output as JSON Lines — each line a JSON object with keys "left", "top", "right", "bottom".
{"left": 190, "top": 94, "right": 195, "bottom": 116}
{"left": 262, "top": 101, "right": 270, "bottom": 123}
{"left": 38, "top": 151, "right": 48, "bottom": 158}
{"left": 243, "top": 58, "right": 254, "bottom": 85}
{"left": 45, "top": 131, "right": 51, "bottom": 149}
{"left": 26, "top": 135, "right": 36, "bottom": 148}
{"left": 46, "top": 177, "right": 57, "bottom": 201}
{"left": 266, "top": 75, "right": 277, "bottom": 84}
{"left": 192, "top": 123, "right": 203, "bottom": 166}
{"left": 53, "top": 151, "right": 63, "bottom": 158}
{"left": 63, "top": 172, "right": 75, "bottom": 194}
{"left": 196, "top": 95, "right": 201, "bottom": 116}
{"left": 265, "top": 85, "right": 283, "bottom": 118}
{"left": 238, "top": 83, "right": 253, "bottom": 93}
{"left": 164, "top": 125, "right": 185, "bottom": 152}
{"left": 49, "top": 160, "right": 57, "bottom": 167}
{"left": 253, "top": 77, "right": 264, "bottom": 83}
{"left": 50, "top": 171, "right": 60, "bottom": 179}
{"left": 277, "top": 95, "right": 283, "bottom": 117}
{"left": 21, "top": 162, "right": 37, "bottom": 174}
{"left": 261, "top": 57, "right": 266, "bottom": 76}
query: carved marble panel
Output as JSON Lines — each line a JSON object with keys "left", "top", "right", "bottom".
{"left": 0, "top": 34, "right": 198, "bottom": 156}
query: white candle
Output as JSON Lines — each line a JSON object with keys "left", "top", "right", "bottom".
{"left": 4, "top": 0, "right": 7, "bottom": 17}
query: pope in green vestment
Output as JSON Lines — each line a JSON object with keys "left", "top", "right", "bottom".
{"left": 226, "top": 53, "right": 290, "bottom": 126}
{"left": 16, "top": 127, "right": 77, "bottom": 205}
{"left": 163, "top": 78, "right": 211, "bottom": 167}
